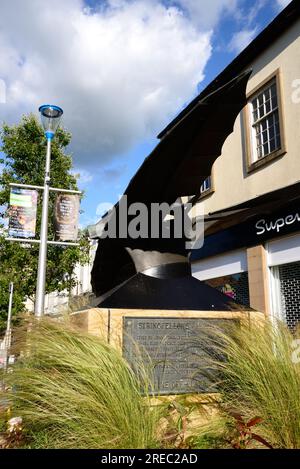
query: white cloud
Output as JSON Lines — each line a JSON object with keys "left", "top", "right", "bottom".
{"left": 0, "top": 0, "right": 215, "bottom": 168}
{"left": 228, "top": 27, "right": 258, "bottom": 53}
{"left": 170, "top": 0, "right": 239, "bottom": 30}
{"left": 96, "top": 202, "right": 114, "bottom": 217}
{"left": 72, "top": 168, "right": 94, "bottom": 185}
{"left": 276, "top": 0, "right": 291, "bottom": 8}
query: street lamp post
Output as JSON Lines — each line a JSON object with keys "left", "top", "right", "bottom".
{"left": 3, "top": 282, "right": 13, "bottom": 372}
{"left": 34, "top": 104, "right": 63, "bottom": 317}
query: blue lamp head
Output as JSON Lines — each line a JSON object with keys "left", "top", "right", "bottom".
{"left": 39, "top": 104, "right": 63, "bottom": 139}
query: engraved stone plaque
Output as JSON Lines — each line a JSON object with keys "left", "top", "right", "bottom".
{"left": 123, "top": 316, "right": 234, "bottom": 395}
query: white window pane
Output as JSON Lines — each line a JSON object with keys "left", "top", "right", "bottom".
{"left": 257, "top": 145, "right": 263, "bottom": 158}
{"left": 276, "top": 134, "right": 281, "bottom": 148}
{"left": 272, "top": 95, "right": 278, "bottom": 109}
{"left": 258, "top": 104, "right": 264, "bottom": 118}
{"left": 265, "top": 99, "right": 271, "bottom": 113}
{"left": 262, "top": 130, "right": 268, "bottom": 143}
{"left": 269, "top": 138, "right": 276, "bottom": 153}
{"left": 252, "top": 98, "right": 258, "bottom": 110}
{"left": 256, "top": 134, "right": 262, "bottom": 147}
{"left": 262, "top": 119, "right": 267, "bottom": 131}
{"left": 270, "top": 83, "right": 276, "bottom": 97}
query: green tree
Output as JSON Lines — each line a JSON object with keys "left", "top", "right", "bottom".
{"left": 0, "top": 114, "right": 89, "bottom": 331}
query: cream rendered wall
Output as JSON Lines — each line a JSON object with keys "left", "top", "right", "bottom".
{"left": 195, "top": 18, "right": 300, "bottom": 216}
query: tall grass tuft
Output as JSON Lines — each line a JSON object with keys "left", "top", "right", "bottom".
{"left": 1, "top": 318, "right": 160, "bottom": 449}
{"left": 196, "top": 320, "right": 300, "bottom": 448}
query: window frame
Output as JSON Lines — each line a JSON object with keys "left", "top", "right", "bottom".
{"left": 243, "top": 69, "right": 287, "bottom": 173}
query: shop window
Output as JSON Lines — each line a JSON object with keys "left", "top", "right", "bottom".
{"left": 277, "top": 261, "right": 300, "bottom": 330}
{"left": 244, "top": 70, "right": 286, "bottom": 172}
{"left": 205, "top": 272, "right": 250, "bottom": 307}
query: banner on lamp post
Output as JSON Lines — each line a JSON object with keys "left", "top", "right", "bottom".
{"left": 54, "top": 194, "right": 79, "bottom": 242}
{"left": 8, "top": 188, "right": 38, "bottom": 238}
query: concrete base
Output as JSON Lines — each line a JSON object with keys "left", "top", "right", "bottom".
{"left": 71, "top": 307, "right": 264, "bottom": 426}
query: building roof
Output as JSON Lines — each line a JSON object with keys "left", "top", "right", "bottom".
{"left": 158, "top": 0, "right": 300, "bottom": 139}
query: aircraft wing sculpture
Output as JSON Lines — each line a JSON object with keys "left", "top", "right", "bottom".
{"left": 89, "top": 70, "right": 252, "bottom": 310}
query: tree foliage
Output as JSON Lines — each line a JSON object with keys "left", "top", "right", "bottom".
{"left": 0, "top": 114, "right": 89, "bottom": 331}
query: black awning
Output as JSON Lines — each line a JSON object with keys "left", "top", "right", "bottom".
{"left": 191, "top": 187, "right": 300, "bottom": 262}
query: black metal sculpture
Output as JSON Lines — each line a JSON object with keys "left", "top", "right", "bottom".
{"left": 89, "top": 70, "right": 252, "bottom": 310}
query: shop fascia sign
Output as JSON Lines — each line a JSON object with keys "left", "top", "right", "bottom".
{"left": 256, "top": 210, "right": 300, "bottom": 236}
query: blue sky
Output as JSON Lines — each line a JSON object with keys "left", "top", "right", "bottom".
{"left": 0, "top": 0, "right": 291, "bottom": 228}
